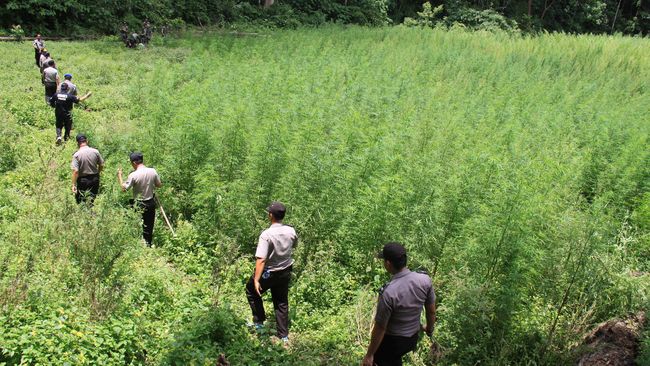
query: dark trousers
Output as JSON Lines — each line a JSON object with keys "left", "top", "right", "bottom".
{"left": 76, "top": 175, "right": 99, "bottom": 204}
{"left": 35, "top": 49, "right": 41, "bottom": 66}
{"left": 373, "top": 333, "right": 419, "bottom": 366}
{"left": 245, "top": 266, "right": 292, "bottom": 338}
{"left": 55, "top": 114, "right": 72, "bottom": 141}
{"left": 134, "top": 198, "right": 156, "bottom": 246}
{"left": 45, "top": 82, "right": 57, "bottom": 104}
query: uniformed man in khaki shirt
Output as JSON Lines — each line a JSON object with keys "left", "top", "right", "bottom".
{"left": 245, "top": 201, "right": 298, "bottom": 344}
{"left": 71, "top": 134, "right": 104, "bottom": 204}
{"left": 362, "top": 242, "right": 436, "bottom": 366}
{"left": 33, "top": 34, "right": 44, "bottom": 67}
{"left": 42, "top": 60, "right": 60, "bottom": 104}
{"left": 117, "top": 152, "right": 162, "bottom": 246}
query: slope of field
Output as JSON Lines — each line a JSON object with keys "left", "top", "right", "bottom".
{"left": 0, "top": 27, "right": 649, "bottom": 365}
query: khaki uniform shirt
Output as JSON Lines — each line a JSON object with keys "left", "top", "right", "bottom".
{"left": 33, "top": 39, "right": 44, "bottom": 50}
{"left": 40, "top": 56, "right": 51, "bottom": 70}
{"left": 255, "top": 223, "right": 298, "bottom": 271}
{"left": 123, "top": 166, "right": 161, "bottom": 201}
{"left": 60, "top": 80, "right": 78, "bottom": 96}
{"left": 71, "top": 146, "right": 104, "bottom": 177}
{"left": 43, "top": 67, "right": 58, "bottom": 84}
{"left": 375, "top": 269, "right": 435, "bottom": 337}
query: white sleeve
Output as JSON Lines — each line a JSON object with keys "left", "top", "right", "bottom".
{"left": 123, "top": 172, "right": 134, "bottom": 190}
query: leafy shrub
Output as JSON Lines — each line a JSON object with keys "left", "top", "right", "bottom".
{"left": 9, "top": 25, "right": 24, "bottom": 41}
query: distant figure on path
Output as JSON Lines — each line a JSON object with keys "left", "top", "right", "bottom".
{"left": 245, "top": 201, "right": 298, "bottom": 345}
{"left": 48, "top": 82, "right": 91, "bottom": 144}
{"left": 142, "top": 19, "right": 152, "bottom": 44}
{"left": 361, "top": 242, "right": 436, "bottom": 366}
{"left": 120, "top": 23, "right": 129, "bottom": 44}
{"left": 42, "top": 60, "right": 60, "bottom": 104}
{"left": 71, "top": 134, "right": 104, "bottom": 204}
{"left": 127, "top": 32, "right": 139, "bottom": 48}
{"left": 118, "top": 152, "right": 162, "bottom": 246}
{"left": 59, "top": 73, "right": 78, "bottom": 96}
{"left": 33, "top": 34, "right": 45, "bottom": 67}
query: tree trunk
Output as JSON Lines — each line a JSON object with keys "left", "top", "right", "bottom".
{"left": 528, "top": 0, "right": 532, "bottom": 16}
{"left": 264, "top": 0, "right": 274, "bottom": 8}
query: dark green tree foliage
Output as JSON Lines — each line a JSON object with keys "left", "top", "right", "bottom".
{"left": 398, "top": 0, "right": 650, "bottom": 34}
{"left": 0, "top": 0, "right": 388, "bottom": 35}
{"left": 3, "top": 0, "right": 649, "bottom": 35}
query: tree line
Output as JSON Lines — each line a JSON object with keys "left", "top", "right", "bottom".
{"left": 1, "top": 0, "right": 648, "bottom": 38}
{"left": 2, "top": 0, "right": 649, "bottom": 36}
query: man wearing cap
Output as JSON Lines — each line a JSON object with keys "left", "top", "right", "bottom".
{"left": 42, "top": 60, "right": 60, "bottom": 104}
{"left": 71, "top": 134, "right": 104, "bottom": 204}
{"left": 49, "top": 82, "right": 91, "bottom": 144}
{"left": 117, "top": 152, "right": 162, "bottom": 246}
{"left": 362, "top": 242, "right": 436, "bottom": 366}
{"left": 59, "top": 74, "right": 78, "bottom": 96}
{"left": 245, "top": 201, "right": 298, "bottom": 344}
{"left": 33, "top": 34, "right": 45, "bottom": 67}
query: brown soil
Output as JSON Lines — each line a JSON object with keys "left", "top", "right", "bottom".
{"left": 577, "top": 312, "right": 646, "bottom": 366}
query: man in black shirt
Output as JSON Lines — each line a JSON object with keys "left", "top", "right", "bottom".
{"left": 49, "top": 83, "right": 91, "bottom": 144}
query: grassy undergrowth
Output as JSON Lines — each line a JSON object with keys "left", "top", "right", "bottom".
{"left": 0, "top": 27, "right": 649, "bottom": 365}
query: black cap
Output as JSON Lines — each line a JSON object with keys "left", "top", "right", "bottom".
{"left": 378, "top": 242, "right": 407, "bottom": 264}
{"left": 76, "top": 134, "right": 87, "bottom": 143}
{"left": 60, "top": 82, "right": 69, "bottom": 91}
{"left": 129, "top": 152, "right": 144, "bottom": 163}
{"left": 266, "top": 201, "right": 286, "bottom": 220}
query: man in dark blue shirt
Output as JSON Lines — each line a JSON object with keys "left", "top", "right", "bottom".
{"left": 49, "top": 83, "right": 91, "bottom": 144}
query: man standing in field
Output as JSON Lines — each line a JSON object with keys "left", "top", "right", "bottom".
{"left": 49, "top": 82, "right": 91, "bottom": 144}
{"left": 245, "top": 201, "right": 298, "bottom": 345}
{"left": 117, "top": 152, "right": 162, "bottom": 246}
{"left": 71, "top": 134, "right": 104, "bottom": 204}
{"left": 362, "top": 242, "right": 436, "bottom": 366}
{"left": 33, "top": 34, "right": 44, "bottom": 67}
{"left": 42, "top": 60, "right": 60, "bottom": 104}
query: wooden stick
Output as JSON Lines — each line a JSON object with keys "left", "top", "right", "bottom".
{"left": 155, "top": 196, "right": 176, "bottom": 237}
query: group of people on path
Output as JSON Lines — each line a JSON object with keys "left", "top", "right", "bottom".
{"left": 33, "top": 33, "right": 92, "bottom": 144}
{"left": 32, "top": 34, "right": 160, "bottom": 246}
{"left": 31, "top": 33, "right": 436, "bottom": 366}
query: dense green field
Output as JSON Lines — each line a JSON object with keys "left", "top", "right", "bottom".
{"left": 1, "top": 27, "right": 649, "bottom": 365}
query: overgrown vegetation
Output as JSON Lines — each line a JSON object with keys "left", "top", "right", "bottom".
{"left": 0, "top": 27, "right": 649, "bottom": 365}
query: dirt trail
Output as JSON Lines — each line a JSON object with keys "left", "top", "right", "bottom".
{"left": 577, "top": 312, "right": 646, "bottom": 366}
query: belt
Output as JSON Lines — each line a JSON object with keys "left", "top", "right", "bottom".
{"left": 270, "top": 265, "right": 293, "bottom": 273}
{"left": 79, "top": 174, "right": 99, "bottom": 179}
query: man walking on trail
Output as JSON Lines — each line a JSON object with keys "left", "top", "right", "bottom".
{"left": 59, "top": 74, "right": 78, "bottom": 96}
{"left": 361, "top": 242, "right": 436, "bottom": 366}
{"left": 42, "top": 60, "right": 60, "bottom": 104}
{"left": 33, "top": 34, "right": 44, "bottom": 67}
{"left": 71, "top": 134, "right": 104, "bottom": 204}
{"left": 245, "top": 202, "right": 298, "bottom": 345}
{"left": 49, "top": 82, "right": 91, "bottom": 144}
{"left": 118, "top": 152, "right": 162, "bottom": 246}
